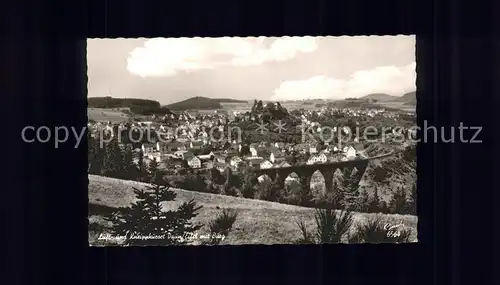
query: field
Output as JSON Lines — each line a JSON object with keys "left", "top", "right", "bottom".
{"left": 88, "top": 108, "right": 130, "bottom": 123}
{"left": 375, "top": 101, "right": 416, "bottom": 112}
{"left": 88, "top": 175, "right": 418, "bottom": 245}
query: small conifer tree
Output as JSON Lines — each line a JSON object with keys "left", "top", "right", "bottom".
{"left": 238, "top": 171, "right": 256, "bottom": 198}
{"left": 102, "top": 138, "right": 123, "bottom": 178}
{"left": 340, "top": 171, "right": 361, "bottom": 211}
{"left": 121, "top": 145, "right": 136, "bottom": 180}
{"left": 406, "top": 183, "right": 417, "bottom": 215}
{"left": 104, "top": 172, "right": 203, "bottom": 246}
{"left": 88, "top": 133, "right": 105, "bottom": 175}
{"left": 367, "top": 188, "right": 381, "bottom": 213}
{"left": 389, "top": 187, "right": 407, "bottom": 214}
{"left": 136, "top": 150, "right": 147, "bottom": 182}
{"left": 358, "top": 190, "right": 370, "bottom": 213}
{"left": 147, "top": 158, "right": 159, "bottom": 181}
{"left": 297, "top": 175, "right": 313, "bottom": 206}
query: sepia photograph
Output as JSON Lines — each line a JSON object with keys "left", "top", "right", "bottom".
{"left": 87, "top": 36, "right": 417, "bottom": 246}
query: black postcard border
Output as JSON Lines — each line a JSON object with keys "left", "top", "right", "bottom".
{"left": 5, "top": 0, "right": 499, "bottom": 284}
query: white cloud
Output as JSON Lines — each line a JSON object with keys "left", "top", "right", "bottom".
{"left": 127, "top": 37, "right": 318, "bottom": 77}
{"left": 271, "top": 62, "right": 416, "bottom": 100}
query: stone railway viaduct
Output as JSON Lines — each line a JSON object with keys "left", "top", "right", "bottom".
{"left": 250, "top": 151, "right": 396, "bottom": 193}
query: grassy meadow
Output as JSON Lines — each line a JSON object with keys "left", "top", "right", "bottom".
{"left": 88, "top": 175, "right": 418, "bottom": 246}
{"left": 88, "top": 108, "right": 130, "bottom": 123}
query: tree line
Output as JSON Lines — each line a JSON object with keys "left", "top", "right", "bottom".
{"left": 89, "top": 97, "right": 160, "bottom": 108}
{"left": 88, "top": 97, "right": 175, "bottom": 116}
{"left": 88, "top": 134, "right": 151, "bottom": 182}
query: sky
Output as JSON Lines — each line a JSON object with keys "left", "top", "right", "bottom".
{"left": 87, "top": 36, "right": 416, "bottom": 105}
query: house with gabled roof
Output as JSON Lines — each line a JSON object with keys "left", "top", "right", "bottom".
{"left": 249, "top": 145, "right": 258, "bottom": 157}
{"left": 275, "top": 161, "right": 291, "bottom": 168}
{"left": 309, "top": 146, "right": 318, "bottom": 154}
{"left": 306, "top": 153, "right": 327, "bottom": 165}
{"left": 229, "top": 156, "right": 242, "bottom": 167}
{"left": 260, "top": 160, "right": 273, "bottom": 169}
{"left": 186, "top": 155, "right": 201, "bottom": 169}
{"left": 344, "top": 146, "right": 357, "bottom": 159}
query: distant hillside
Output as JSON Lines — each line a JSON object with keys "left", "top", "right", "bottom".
{"left": 403, "top": 100, "right": 416, "bottom": 106}
{"left": 391, "top": 91, "right": 416, "bottom": 103}
{"left": 88, "top": 97, "right": 172, "bottom": 116}
{"left": 88, "top": 97, "right": 160, "bottom": 108}
{"left": 328, "top": 100, "right": 399, "bottom": 111}
{"left": 212, "top": 98, "right": 248, "bottom": 103}
{"left": 167, "top": 96, "right": 223, "bottom": 110}
{"left": 359, "top": 93, "right": 398, "bottom": 102}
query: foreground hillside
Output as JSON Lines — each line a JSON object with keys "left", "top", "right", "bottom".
{"left": 88, "top": 175, "right": 418, "bottom": 245}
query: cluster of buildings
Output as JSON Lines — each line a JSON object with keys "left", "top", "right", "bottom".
{"left": 135, "top": 138, "right": 364, "bottom": 175}
{"left": 87, "top": 104, "right": 415, "bottom": 174}
{"left": 298, "top": 107, "right": 407, "bottom": 120}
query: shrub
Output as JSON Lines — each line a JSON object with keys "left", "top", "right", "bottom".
{"left": 278, "top": 182, "right": 308, "bottom": 206}
{"left": 295, "top": 219, "right": 314, "bottom": 244}
{"left": 405, "top": 183, "right": 417, "bottom": 215}
{"left": 220, "top": 184, "right": 238, "bottom": 197}
{"left": 203, "top": 208, "right": 238, "bottom": 245}
{"left": 373, "top": 167, "right": 388, "bottom": 183}
{"left": 254, "top": 180, "right": 279, "bottom": 201}
{"left": 367, "top": 188, "right": 381, "bottom": 213}
{"left": 348, "top": 215, "right": 412, "bottom": 243}
{"left": 311, "top": 190, "right": 343, "bottom": 210}
{"left": 236, "top": 171, "right": 258, "bottom": 198}
{"left": 178, "top": 175, "right": 209, "bottom": 192}
{"left": 204, "top": 181, "right": 220, "bottom": 194}
{"left": 378, "top": 200, "right": 390, "bottom": 214}
{"left": 295, "top": 208, "right": 354, "bottom": 244}
{"left": 358, "top": 190, "right": 370, "bottom": 213}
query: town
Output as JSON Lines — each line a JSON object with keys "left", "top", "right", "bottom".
{"left": 88, "top": 99, "right": 417, "bottom": 215}
{"left": 87, "top": 36, "right": 418, "bottom": 246}
{"left": 88, "top": 101, "right": 416, "bottom": 177}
